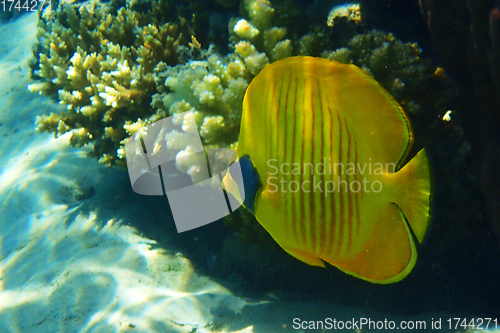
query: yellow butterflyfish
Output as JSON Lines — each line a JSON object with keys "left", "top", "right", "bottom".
{"left": 223, "top": 56, "right": 432, "bottom": 284}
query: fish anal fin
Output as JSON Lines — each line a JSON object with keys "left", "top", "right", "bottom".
{"left": 323, "top": 204, "right": 417, "bottom": 284}
{"left": 284, "top": 247, "right": 326, "bottom": 267}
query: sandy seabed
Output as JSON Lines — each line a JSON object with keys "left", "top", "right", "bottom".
{"left": 0, "top": 13, "right": 252, "bottom": 333}
{"left": 0, "top": 13, "right": 496, "bottom": 333}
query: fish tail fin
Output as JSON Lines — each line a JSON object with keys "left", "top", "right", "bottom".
{"left": 392, "top": 149, "right": 432, "bottom": 243}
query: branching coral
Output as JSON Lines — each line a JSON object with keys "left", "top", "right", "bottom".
{"left": 327, "top": 3, "right": 362, "bottom": 27}
{"left": 29, "top": 0, "right": 195, "bottom": 166}
{"left": 28, "top": 0, "right": 305, "bottom": 172}
{"left": 147, "top": 52, "right": 249, "bottom": 183}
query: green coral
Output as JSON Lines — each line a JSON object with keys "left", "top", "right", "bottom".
{"left": 151, "top": 53, "right": 250, "bottom": 146}
{"left": 243, "top": 0, "right": 275, "bottom": 31}
{"left": 29, "top": 0, "right": 195, "bottom": 166}
{"left": 29, "top": 0, "right": 307, "bottom": 171}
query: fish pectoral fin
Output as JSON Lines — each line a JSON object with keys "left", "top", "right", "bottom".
{"left": 283, "top": 247, "right": 326, "bottom": 267}
{"left": 326, "top": 204, "right": 417, "bottom": 284}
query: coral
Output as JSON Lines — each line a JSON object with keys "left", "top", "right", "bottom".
{"left": 243, "top": 0, "right": 274, "bottom": 31}
{"left": 262, "top": 27, "right": 286, "bottom": 52}
{"left": 152, "top": 53, "right": 250, "bottom": 144}
{"left": 29, "top": 0, "right": 195, "bottom": 166}
{"left": 148, "top": 52, "right": 250, "bottom": 183}
{"left": 28, "top": 0, "right": 313, "bottom": 173}
{"left": 233, "top": 19, "right": 260, "bottom": 40}
{"left": 234, "top": 41, "right": 269, "bottom": 75}
{"left": 270, "top": 39, "right": 293, "bottom": 61}
{"left": 29, "top": 0, "right": 280, "bottom": 173}
{"left": 327, "top": 3, "right": 362, "bottom": 27}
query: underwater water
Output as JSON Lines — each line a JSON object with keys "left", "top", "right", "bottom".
{"left": 0, "top": 0, "right": 499, "bottom": 332}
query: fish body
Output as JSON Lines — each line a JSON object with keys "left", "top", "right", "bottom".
{"left": 224, "top": 56, "right": 432, "bottom": 284}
